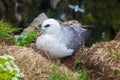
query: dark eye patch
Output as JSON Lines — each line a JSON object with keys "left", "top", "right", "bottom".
{"left": 44, "top": 24, "right": 50, "bottom": 28}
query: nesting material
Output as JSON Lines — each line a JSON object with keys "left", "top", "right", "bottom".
{"left": 85, "top": 40, "right": 120, "bottom": 79}
{"left": 0, "top": 45, "right": 79, "bottom": 80}
{"left": 59, "top": 20, "right": 82, "bottom": 27}
{"left": 0, "top": 37, "right": 14, "bottom": 45}
{"left": 114, "top": 31, "right": 120, "bottom": 41}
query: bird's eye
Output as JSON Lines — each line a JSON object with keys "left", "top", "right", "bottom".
{"left": 44, "top": 24, "right": 50, "bottom": 28}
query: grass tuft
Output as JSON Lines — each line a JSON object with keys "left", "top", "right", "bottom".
{"left": 0, "top": 20, "right": 20, "bottom": 39}
{"left": 15, "top": 30, "right": 37, "bottom": 46}
{"left": 49, "top": 60, "right": 89, "bottom": 80}
{"left": 108, "top": 49, "right": 120, "bottom": 59}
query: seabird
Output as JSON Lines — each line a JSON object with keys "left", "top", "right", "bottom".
{"left": 36, "top": 19, "right": 90, "bottom": 58}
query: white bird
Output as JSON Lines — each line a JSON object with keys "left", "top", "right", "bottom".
{"left": 68, "top": 4, "right": 85, "bottom": 13}
{"left": 36, "top": 19, "right": 90, "bottom": 58}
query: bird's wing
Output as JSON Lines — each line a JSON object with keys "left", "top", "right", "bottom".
{"left": 60, "top": 25, "right": 91, "bottom": 52}
{"left": 78, "top": 8, "right": 85, "bottom": 13}
{"left": 70, "top": 25, "right": 91, "bottom": 43}
{"left": 60, "top": 25, "right": 81, "bottom": 51}
{"left": 68, "top": 4, "right": 75, "bottom": 9}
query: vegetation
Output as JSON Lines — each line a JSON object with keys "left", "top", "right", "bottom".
{"left": 0, "top": 0, "right": 120, "bottom": 44}
{"left": 0, "top": 1, "right": 120, "bottom": 80}
{"left": 0, "top": 21, "right": 19, "bottom": 39}
{"left": 108, "top": 49, "right": 120, "bottom": 59}
{"left": 15, "top": 30, "right": 37, "bottom": 46}
{"left": 0, "top": 55, "right": 24, "bottom": 80}
{"left": 49, "top": 60, "right": 89, "bottom": 80}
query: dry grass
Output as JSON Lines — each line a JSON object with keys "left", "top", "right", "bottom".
{"left": 1, "top": 45, "right": 51, "bottom": 80}
{"left": 2, "top": 38, "right": 120, "bottom": 80}
{"left": 114, "top": 31, "right": 120, "bottom": 41}
{"left": 0, "top": 44, "right": 81, "bottom": 80}
{"left": 85, "top": 40, "right": 120, "bottom": 80}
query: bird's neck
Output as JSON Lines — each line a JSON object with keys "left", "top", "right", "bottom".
{"left": 54, "top": 28, "right": 61, "bottom": 38}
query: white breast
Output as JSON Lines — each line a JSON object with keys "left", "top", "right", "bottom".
{"left": 36, "top": 34, "right": 73, "bottom": 58}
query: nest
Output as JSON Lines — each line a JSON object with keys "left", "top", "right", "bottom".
{"left": 0, "top": 45, "right": 80, "bottom": 80}
{"left": 84, "top": 40, "right": 120, "bottom": 80}
{"left": 59, "top": 20, "right": 82, "bottom": 27}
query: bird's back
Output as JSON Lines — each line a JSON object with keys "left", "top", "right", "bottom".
{"left": 60, "top": 25, "right": 90, "bottom": 52}
{"left": 70, "top": 25, "right": 91, "bottom": 43}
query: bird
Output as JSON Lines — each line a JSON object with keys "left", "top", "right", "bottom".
{"left": 68, "top": 4, "right": 85, "bottom": 13}
{"left": 36, "top": 19, "right": 90, "bottom": 58}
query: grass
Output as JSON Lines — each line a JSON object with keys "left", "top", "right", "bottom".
{"left": 76, "top": 58, "right": 84, "bottom": 64}
{"left": 49, "top": 60, "right": 67, "bottom": 80}
{"left": 108, "top": 49, "right": 120, "bottom": 59}
{"left": 0, "top": 20, "right": 20, "bottom": 39}
{"left": 15, "top": 30, "right": 37, "bottom": 46}
{"left": 49, "top": 60, "right": 89, "bottom": 80}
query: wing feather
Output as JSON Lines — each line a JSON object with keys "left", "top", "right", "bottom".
{"left": 60, "top": 25, "right": 90, "bottom": 52}
{"left": 60, "top": 25, "right": 81, "bottom": 51}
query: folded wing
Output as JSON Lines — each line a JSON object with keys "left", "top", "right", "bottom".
{"left": 60, "top": 25, "right": 91, "bottom": 52}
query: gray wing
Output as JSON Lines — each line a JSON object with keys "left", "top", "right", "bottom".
{"left": 70, "top": 25, "right": 91, "bottom": 43}
{"left": 68, "top": 4, "right": 75, "bottom": 9}
{"left": 60, "top": 25, "right": 90, "bottom": 52}
{"left": 78, "top": 8, "right": 85, "bottom": 13}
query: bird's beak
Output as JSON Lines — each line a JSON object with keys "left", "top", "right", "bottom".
{"left": 39, "top": 29, "right": 45, "bottom": 35}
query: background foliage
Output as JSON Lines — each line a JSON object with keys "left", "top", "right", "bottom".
{"left": 0, "top": 0, "right": 120, "bottom": 44}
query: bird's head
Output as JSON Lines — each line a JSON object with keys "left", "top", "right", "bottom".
{"left": 39, "top": 19, "right": 61, "bottom": 36}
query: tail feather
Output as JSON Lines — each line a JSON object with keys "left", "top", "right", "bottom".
{"left": 81, "top": 30, "right": 91, "bottom": 43}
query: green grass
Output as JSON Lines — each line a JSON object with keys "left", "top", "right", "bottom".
{"left": 49, "top": 60, "right": 70, "bottom": 80}
{"left": 15, "top": 30, "right": 37, "bottom": 46}
{"left": 49, "top": 60, "right": 89, "bottom": 80}
{"left": 76, "top": 67, "right": 89, "bottom": 80}
{"left": 0, "top": 20, "right": 20, "bottom": 39}
{"left": 108, "top": 50, "right": 120, "bottom": 59}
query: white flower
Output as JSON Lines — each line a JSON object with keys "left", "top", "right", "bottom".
{"left": 0, "top": 55, "right": 24, "bottom": 79}
{"left": 20, "top": 73, "right": 24, "bottom": 77}
{"left": 5, "top": 61, "right": 10, "bottom": 66}
{"left": 6, "top": 65, "right": 15, "bottom": 72}
{"left": 0, "top": 55, "right": 14, "bottom": 60}
{"left": 12, "top": 77, "right": 18, "bottom": 80}
{"left": 13, "top": 65, "right": 20, "bottom": 72}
